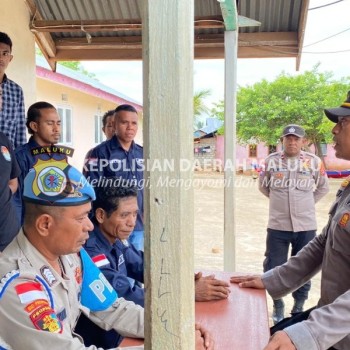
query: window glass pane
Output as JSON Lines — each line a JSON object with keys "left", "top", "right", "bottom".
{"left": 94, "top": 115, "right": 99, "bottom": 143}
{"left": 66, "top": 110, "right": 72, "bottom": 143}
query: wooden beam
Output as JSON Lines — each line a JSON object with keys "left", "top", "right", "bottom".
{"left": 55, "top": 36, "right": 142, "bottom": 50}
{"left": 24, "top": 0, "right": 57, "bottom": 70}
{"left": 51, "top": 43, "right": 298, "bottom": 62}
{"left": 143, "top": 0, "right": 194, "bottom": 348}
{"left": 30, "top": 19, "right": 142, "bottom": 33}
{"left": 53, "top": 31, "right": 297, "bottom": 51}
{"left": 54, "top": 49, "right": 143, "bottom": 61}
{"left": 194, "top": 45, "right": 298, "bottom": 59}
{"left": 296, "top": 0, "right": 310, "bottom": 71}
{"left": 32, "top": 17, "right": 227, "bottom": 32}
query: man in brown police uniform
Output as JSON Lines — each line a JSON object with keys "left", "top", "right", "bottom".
{"left": 259, "top": 124, "right": 329, "bottom": 323}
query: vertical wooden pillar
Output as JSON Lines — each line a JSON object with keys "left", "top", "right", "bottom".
{"left": 223, "top": 30, "right": 238, "bottom": 272}
{"left": 142, "top": 0, "right": 194, "bottom": 349}
{"left": 219, "top": 0, "right": 238, "bottom": 272}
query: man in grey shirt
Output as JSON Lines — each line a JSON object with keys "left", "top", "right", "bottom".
{"left": 232, "top": 92, "right": 350, "bottom": 350}
{"left": 259, "top": 124, "right": 329, "bottom": 323}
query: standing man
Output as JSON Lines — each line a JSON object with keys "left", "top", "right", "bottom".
{"left": 83, "top": 109, "right": 115, "bottom": 166}
{"left": 0, "top": 131, "right": 20, "bottom": 251}
{"left": 0, "top": 32, "right": 26, "bottom": 148}
{"left": 231, "top": 92, "right": 350, "bottom": 350}
{"left": 259, "top": 124, "right": 329, "bottom": 324}
{"left": 101, "top": 109, "right": 117, "bottom": 140}
{"left": 13, "top": 101, "right": 71, "bottom": 224}
{"left": 84, "top": 104, "right": 144, "bottom": 251}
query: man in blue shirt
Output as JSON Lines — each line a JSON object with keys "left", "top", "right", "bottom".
{"left": 84, "top": 104, "right": 145, "bottom": 251}
{"left": 14, "top": 101, "right": 71, "bottom": 223}
{"left": 0, "top": 32, "right": 26, "bottom": 148}
{"left": 0, "top": 131, "right": 20, "bottom": 251}
{"left": 75, "top": 184, "right": 230, "bottom": 348}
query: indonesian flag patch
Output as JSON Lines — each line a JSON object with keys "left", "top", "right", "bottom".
{"left": 92, "top": 254, "right": 110, "bottom": 267}
{"left": 15, "top": 282, "right": 47, "bottom": 304}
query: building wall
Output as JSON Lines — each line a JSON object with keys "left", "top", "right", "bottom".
{"left": 194, "top": 137, "right": 217, "bottom": 170}
{"left": 36, "top": 78, "right": 143, "bottom": 170}
{"left": 1, "top": 0, "right": 36, "bottom": 119}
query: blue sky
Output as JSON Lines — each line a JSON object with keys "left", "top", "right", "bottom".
{"left": 81, "top": 0, "right": 350, "bottom": 108}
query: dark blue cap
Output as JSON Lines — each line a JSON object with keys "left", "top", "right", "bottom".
{"left": 23, "top": 159, "right": 95, "bottom": 206}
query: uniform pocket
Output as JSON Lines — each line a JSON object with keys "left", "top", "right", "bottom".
{"left": 331, "top": 208, "right": 350, "bottom": 255}
{"left": 296, "top": 172, "right": 314, "bottom": 191}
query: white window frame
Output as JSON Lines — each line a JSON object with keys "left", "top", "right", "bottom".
{"left": 57, "top": 106, "right": 73, "bottom": 145}
{"left": 94, "top": 114, "right": 104, "bottom": 144}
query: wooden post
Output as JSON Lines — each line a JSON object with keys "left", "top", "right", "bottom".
{"left": 223, "top": 29, "right": 238, "bottom": 272}
{"left": 220, "top": 0, "right": 238, "bottom": 272}
{"left": 142, "top": 0, "right": 195, "bottom": 348}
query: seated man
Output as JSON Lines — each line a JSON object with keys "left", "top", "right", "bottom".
{"left": 0, "top": 159, "right": 213, "bottom": 350}
{"left": 0, "top": 159, "right": 143, "bottom": 349}
{"left": 75, "top": 183, "right": 230, "bottom": 348}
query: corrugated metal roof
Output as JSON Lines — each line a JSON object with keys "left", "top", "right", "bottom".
{"left": 34, "top": 0, "right": 302, "bottom": 38}
{"left": 25, "top": 0, "right": 308, "bottom": 67}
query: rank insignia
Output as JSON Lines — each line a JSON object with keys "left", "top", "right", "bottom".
{"left": 40, "top": 266, "right": 57, "bottom": 286}
{"left": 339, "top": 213, "right": 350, "bottom": 228}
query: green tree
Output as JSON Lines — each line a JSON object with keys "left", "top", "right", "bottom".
{"left": 194, "top": 89, "right": 211, "bottom": 117}
{"left": 212, "top": 65, "right": 350, "bottom": 165}
{"left": 36, "top": 47, "right": 97, "bottom": 79}
{"left": 60, "top": 61, "right": 97, "bottom": 79}
{"left": 193, "top": 89, "right": 211, "bottom": 130}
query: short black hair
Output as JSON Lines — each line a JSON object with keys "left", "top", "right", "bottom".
{"left": 0, "top": 32, "right": 12, "bottom": 50}
{"left": 102, "top": 110, "right": 115, "bottom": 128}
{"left": 26, "top": 101, "right": 56, "bottom": 135}
{"left": 114, "top": 104, "right": 138, "bottom": 116}
{"left": 93, "top": 183, "right": 138, "bottom": 218}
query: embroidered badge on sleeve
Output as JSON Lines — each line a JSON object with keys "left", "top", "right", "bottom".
{"left": 15, "top": 282, "right": 48, "bottom": 304}
{"left": 92, "top": 254, "right": 110, "bottom": 268}
{"left": 30, "top": 306, "right": 63, "bottom": 333}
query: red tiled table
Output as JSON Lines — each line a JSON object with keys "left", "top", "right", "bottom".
{"left": 120, "top": 271, "right": 270, "bottom": 349}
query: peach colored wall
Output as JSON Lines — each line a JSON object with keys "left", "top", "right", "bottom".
{"left": 36, "top": 78, "right": 143, "bottom": 170}
{"left": 1, "top": 0, "right": 36, "bottom": 119}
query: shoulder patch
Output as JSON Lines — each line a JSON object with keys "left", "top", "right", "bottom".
{"left": 30, "top": 307, "right": 63, "bottom": 333}
{"left": 15, "top": 281, "right": 48, "bottom": 304}
{"left": 92, "top": 254, "right": 110, "bottom": 268}
{"left": 0, "top": 270, "right": 20, "bottom": 299}
{"left": 0, "top": 271, "right": 54, "bottom": 309}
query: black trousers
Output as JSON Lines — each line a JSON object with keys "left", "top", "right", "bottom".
{"left": 271, "top": 307, "right": 338, "bottom": 350}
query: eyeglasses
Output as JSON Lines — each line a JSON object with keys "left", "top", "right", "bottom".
{"left": 337, "top": 116, "right": 350, "bottom": 128}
